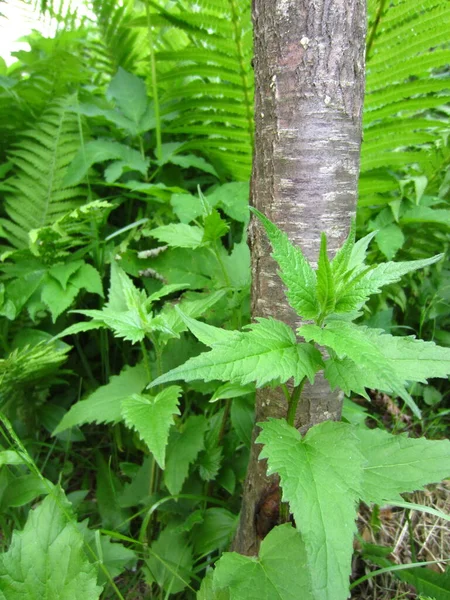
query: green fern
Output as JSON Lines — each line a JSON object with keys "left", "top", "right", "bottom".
{"left": 1, "top": 96, "right": 86, "bottom": 249}
{"left": 89, "top": 0, "right": 148, "bottom": 77}
{"left": 133, "top": 0, "right": 254, "bottom": 181}
{"left": 0, "top": 342, "right": 70, "bottom": 411}
{"left": 360, "top": 0, "right": 450, "bottom": 206}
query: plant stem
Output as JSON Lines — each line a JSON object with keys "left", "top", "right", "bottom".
{"left": 366, "top": 0, "right": 388, "bottom": 59}
{"left": 140, "top": 339, "right": 152, "bottom": 381}
{"left": 211, "top": 243, "right": 231, "bottom": 287}
{"left": 145, "top": 0, "right": 162, "bottom": 161}
{"left": 286, "top": 378, "right": 307, "bottom": 427}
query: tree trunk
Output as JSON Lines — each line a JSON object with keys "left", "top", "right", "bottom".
{"left": 233, "top": 0, "right": 366, "bottom": 556}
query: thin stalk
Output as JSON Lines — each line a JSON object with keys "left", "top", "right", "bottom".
{"left": 145, "top": 0, "right": 162, "bottom": 161}
{"left": 211, "top": 242, "right": 231, "bottom": 287}
{"left": 366, "top": 0, "right": 388, "bottom": 59}
{"left": 140, "top": 339, "right": 152, "bottom": 381}
{"left": 286, "top": 378, "right": 307, "bottom": 427}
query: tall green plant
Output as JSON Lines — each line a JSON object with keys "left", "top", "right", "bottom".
{"left": 152, "top": 210, "right": 450, "bottom": 600}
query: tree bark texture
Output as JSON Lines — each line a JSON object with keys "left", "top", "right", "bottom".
{"left": 233, "top": 0, "right": 366, "bottom": 556}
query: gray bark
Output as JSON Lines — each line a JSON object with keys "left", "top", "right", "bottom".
{"left": 233, "top": 0, "right": 366, "bottom": 556}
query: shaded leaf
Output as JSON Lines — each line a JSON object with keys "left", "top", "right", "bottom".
{"left": 121, "top": 386, "right": 182, "bottom": 468}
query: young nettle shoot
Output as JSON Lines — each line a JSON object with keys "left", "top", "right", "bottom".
{"left": 151, "top": 210, "right": 450, "bottom": 600}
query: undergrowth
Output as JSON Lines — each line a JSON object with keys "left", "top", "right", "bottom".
{"left": 0, "top": 0, "right": 449, "bottom": 599}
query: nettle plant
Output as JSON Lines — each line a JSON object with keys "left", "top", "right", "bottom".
{"left": 150, "top": 209, "right": 450, "bottom": 600}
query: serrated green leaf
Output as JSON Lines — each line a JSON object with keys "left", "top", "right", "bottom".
{"left": 151, "top": 317, "right": 323, "bottom": 389}
{"left": 207, "top": 182, "right": 249, "bottom": 224}
{"left": 0, "top": 487, "right": 101, "bottom": 600}
{"left": 300, "top": 321, "right": 421, "bottom": 416}
{"left": 53, "top": 363, "right": 148, "bottom": 433}
{"left": 316, "top": 233, "right": 335, "bottom": 317}
{"left": 212, "top": 524, "right": 313, "bottom": 600}
{"left": 347, "top": 231, "right": 378, "bottom": 270}
{"left": 331, "top": 220, "right": 356, "bottom": 279}
{"left": 360, "top": 327, "right": 450, "bottom": 384}
{"left": 164, "top": 415, "right": 208, "bottom": 496}
{"left": 335, "top": 254, "right": 443, "bottom": 313}
{"left": 251, "top": 208, "right": 319, "bottom": 319}
{"left": 41, "top": 276, "right": 80, "bottom": 322}
{"left": 171, "top": 193, "right": 204, "bottom": 224}
{"left": 48, "top": 261, "right": 84, "bottom": 289}
{"left": 146, "top": 527, "right": 193, "bottom": 595}
{"left": 121, "top": 386, "right": 182, "bottom": 468}
{"left": 198, "top": 446, "right": 223, "bottom": 481}
{"left": 354, "top": 427, "right": 450, "bottom": 505}
{"left": 257, "top": 419, "right": 363, "bottom": 600}
{"left": 324, "top": 355, "right": 372, "bottom": 400}
{"left": 150, "top": 223, "right": 204, "bottom": 248}
{"left": 71, "top": 263, "right": 104, "bottom": 297}
{"left": 202, "top": 210, "right": 229, "bottom": 243}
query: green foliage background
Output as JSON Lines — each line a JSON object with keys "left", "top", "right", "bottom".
{"left": 0, "top": 0, "right": 449, "bottom": 598}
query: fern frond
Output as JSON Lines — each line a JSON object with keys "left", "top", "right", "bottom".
{"left": 360, "top": 0, "right": 450, "bottom": 206}
{"left": 0, "top": 342, "right": 70, "bottom": 409}
{"left": 89, "top": 0, "right": 148, "bottom": 75}
{"left": 1, "top": 97, "right": 86, "bottom": 249}
{"left": 138, "top": 0, "right": 254, "bottom": 180}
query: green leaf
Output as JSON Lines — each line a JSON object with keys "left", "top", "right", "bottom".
{"left": 164, "top": 415, "right": 208, "bottom": 496}
{"left": 145, "top": 527, "right": 193, "bottom": 595}
{"left": 230, "top": 395, "right": 255, "bottom": 448}
{"left": 211, "top": 382, "right": 255, "bottom": 403}
{"left": 300, "top": 321, "right": 422, "bottom": 416}
{"left": 197, "top": 570, "right": 229, "bottom": 600}
{"left": 212, "top": 524, "right": 313, "bottom": 600}
{"left": 331, "top": 220, "right": 356, "bottom": 279}
{"left": 251, "top": 208, "right": 319, "bottom": 319}
{"left": 347, "top": 231, "right": 377, "bottom": 270}
{"left": 77, "top": 521, "right": 136, "bottom": 585}
{"left": 257, "top": 419, "right": 363, "bottom": 600}
{"left": 65, "top": 140, "right": 148, "bottom": 186}
{"left": 71, "top": 263, "right": 104, "bottom": 297}
{"left": 354, "top": 427, "right": 450, "bottom": 505}
{"left": 168, "top": 153, "right": 218, "bottom": 177}
{"left": 335, "top": 254, "right": 443, "bottom": 313}
{"left": 96, "top": 454, "right": 129, "bottom": 531}
{"left": 107, "top": 68, "right": 149, "bottom": 131}
{"left": 121, "top": 386, "right": 182, "bottom": 468}
{"left": 171, "top": 193, "right": 204, "bottom": 224}
{"left": 1, "top": 474, "right": 51, "bottom": 510}
{"left": 375, "top": 224, "right": 405, "bottom": 260}
{"left": 207, "top": 182, "right": 249, "bottom": 223}
{"left": 0, "top": 487, "right": 101, "bottom": 600}
{"left": 53, "top": 363, "right": 148, "bottom": 433}
{"left": 48, "top": 261, "right": 84, "bottom": 289}
{"left": 191, "top": 508, "right": 238, "bottom": 557}
{"left": 316, "top": 233, "right": 335, "bottom": 317}
{"left": 324, "top": 355, "right": 372, "bottom": 400}
{"left": 198, "top": 446, "right": 223, "bottom": 481}
{"left": 151, "top": 317, "right": 324, "bottom": 389}
{"left": 150, "top": 223, "right": 204, "bottom": 248}
{"left": 41, "top": 277, "right": 80, "bottom": 322}
{"left": 202, "top": 210, "right": 229, "bottom": 243}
